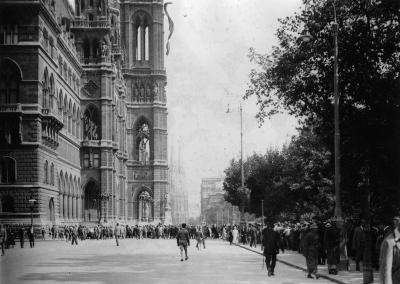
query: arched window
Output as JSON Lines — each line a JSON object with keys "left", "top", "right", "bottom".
{"left": 136, "top": 25, "right": 142, "bottom": 61}
{"left": 58, "top": 90, "right": 63, "bottom": 115}
{"left": 2, "top": 195, "right": 14, "bottom": 212}
{"left": 44, "top": 160, "right": 48, "bottom": 184}
{"left": 49, "top": 74, "right": 55, "bottom": 110}
{"left": 50, "top": 163, "right": 54, "bottom": 185}
{"left": 134, "top": 14, "right": 150, "bottom": 61}
{"left": 42, "top": 68, "right": 49, "bottom": 109}
{"left": 0, "top": 58, "right": 21, "bottom": 104}
{"left": 135, "top": 121, "right": 150, "bottom": 164}
{"left": 145, "top": 26, "right": 149, "bottom": 61}
{"left": 0, "top": 157, "right": 16, "bottom": 183}
{"left": 83, "top": 105, "right": 101, "bottom": 140}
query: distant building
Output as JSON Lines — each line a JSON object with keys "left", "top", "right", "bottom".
{"left": 200, "top": 177, "right": 240, "bottom": 225}
{"left": 200, "top": 177, "right": 224, "bottom": 217}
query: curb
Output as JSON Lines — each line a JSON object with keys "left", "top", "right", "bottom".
{"left": 233, "top": 243, "right": 346, "bottom": 284}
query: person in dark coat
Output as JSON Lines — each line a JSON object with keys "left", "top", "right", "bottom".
{"left": 27, "top": 225, "right": 35, "bottom": 248}
{"left": 19, "top": 226, "right": 25, "bottom": 248}
{"left": 262, "top": 221, "right": 282, "bottom": 277}
{"left": 177, "top": 223, "right": 190, "bottom": 261}
{"left": 324, "top": 221, "right": 340, "bottom": 274}
{"left": 303, "top": 223, "right": 320, "bottom": 279}
{"left": 352, "top": 219, "right": 366, "bottom": 271}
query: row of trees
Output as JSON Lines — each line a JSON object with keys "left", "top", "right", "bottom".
{"left": 223, "top": 0, "right": 400, "bottom": 224}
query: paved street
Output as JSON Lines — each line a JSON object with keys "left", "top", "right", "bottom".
{"left": 0, "top": 239, "right": 335, "bottom": 284}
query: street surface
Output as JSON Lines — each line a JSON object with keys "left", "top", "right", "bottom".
{"left": 1, "top": 238, "right": 334, "bottom": 284}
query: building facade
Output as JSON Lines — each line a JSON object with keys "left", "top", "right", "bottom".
{"left": 200, "top": 177, "right": 240, "bottom": 224}
{"left": 0, "top": 0, "right": 168, "bottom": 226}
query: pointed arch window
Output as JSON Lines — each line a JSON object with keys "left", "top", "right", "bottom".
{"left": 44, "top": 160, "right": 49, "bottom": 184}
{"left": 0, "top": 157, "right": 16, "bottom": 184}
{"left": 50, "top": 163, "right": 54, "bottom": 185}
{"left": 134, "top": 15, "right": 150, "bottom": 61}
{"left": 0, "top": 59, "right": 21, "bottom": 104}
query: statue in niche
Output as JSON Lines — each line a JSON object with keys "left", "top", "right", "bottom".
{"left": 139, "top": 86, "right": 145, "bottom": 102}
{"left": 153, "top": 82, "right": 159, "bottom": 101}
{"left": 101, "top": 41, "right": 109, "bottom": 57}
{"left": 138, "top": 137, "right": 149, "bottom": 164}
{"left": 83, "top": 115, "right": 98, "bottom": 140}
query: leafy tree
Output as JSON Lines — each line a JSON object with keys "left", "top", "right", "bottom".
{"left": 223, "top": 128, "right": 334, "bottom": 221}
{"left": 245, "top": 0, "right": 400, "bottom": 222}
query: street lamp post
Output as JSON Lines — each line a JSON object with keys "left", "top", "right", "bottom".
{"left": 299, "top": 0, "right": 348, "bottom": 271}
{"left": 299, "top": 0, "right": 341, "bottom": 221}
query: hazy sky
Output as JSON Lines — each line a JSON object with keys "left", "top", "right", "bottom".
{"left": 165, "top": 0, "right": 302, "bottom": 216}
{"left": 68, "top": 0, "right": 303, "bottom": 217}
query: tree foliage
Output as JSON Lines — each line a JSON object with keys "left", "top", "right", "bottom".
{"left": 223, "top": 128, "right": 334, "bottom": 221}
{"left": 243, "top": 0, "right": 400, "bottom": 221}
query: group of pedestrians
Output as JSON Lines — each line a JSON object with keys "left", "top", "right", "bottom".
{"left": 0, "top": 224, "right": 36, "bottom": 255}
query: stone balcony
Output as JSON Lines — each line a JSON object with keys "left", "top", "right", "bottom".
{"left": 71, "top": 20, "right": 111, "bottom": 30}
{"left": 0, "top": 104, "right": 22, "bottom": 113}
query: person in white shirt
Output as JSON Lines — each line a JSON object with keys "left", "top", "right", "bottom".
{"left": 380, "top": 216, "right": 400, "bottom": 284}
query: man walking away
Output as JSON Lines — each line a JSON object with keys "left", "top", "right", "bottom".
{"left": 28, "top": 225, "right": 35, "bottom": 248}
{"left": 19, "top": 226, "right": 25, "bottom": 248}
{"left": 114, "top": 223, "right": 121, "bottom": 246}
{"left": 262, "top": 221, "right": 281, "bottom": 277}
{"left": 303, "top": 223, "right": 320, "bottom": 279}
{"left": 71, "top": 225, "right": 78, "bottom": 245}
{"left": 177, "top": 223, "right": 190, "bottom": 261}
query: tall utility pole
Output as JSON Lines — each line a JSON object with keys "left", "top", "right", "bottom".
{"left": 332, "top": 3, "right": 342, "bottom": 220}
{"left": 240, "top": 104, "right": 244, "bottom": 190}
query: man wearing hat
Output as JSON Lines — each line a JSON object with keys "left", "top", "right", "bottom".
{"left": 261, "top": 221, "right": 282, "bottom": 277}
{"left": 303, "top": 223, "right": 320, "bottom": 279}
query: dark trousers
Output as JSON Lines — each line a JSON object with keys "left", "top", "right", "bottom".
{"left": 29, "top": 237, "right": 34, "bottom": 248}
{"left": 71, "top": 236, "right": 78, "bottom": 245}
{"left": 265, "top": 253, "right": 277, "bottom": 272}
{"left": 20, "top": 238, "right": 24, "bottom": 248}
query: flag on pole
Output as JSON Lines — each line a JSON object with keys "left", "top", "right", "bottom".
{"left": 164, "top": 2, "right": 174, "bottom": 56}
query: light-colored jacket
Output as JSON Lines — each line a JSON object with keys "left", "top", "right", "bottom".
{"left": 380, "top": 228, "right": 400, "bottom": 284}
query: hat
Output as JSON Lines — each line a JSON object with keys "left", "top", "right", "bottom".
{"left": 393, "top": 216, "right": 400, "bottom": 221}
{"left": 325, "top": 222, "right": 332, "bottom": 228}
{"left": 310, "top": 223, "right": 318, "bottom": 229}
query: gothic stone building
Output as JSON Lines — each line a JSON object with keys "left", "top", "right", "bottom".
{"left": 0, "top": 0, "right": 168, "bottom": 226}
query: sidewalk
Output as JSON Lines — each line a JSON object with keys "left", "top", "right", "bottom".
{"left": 234, "top": 242, "right": 380, "bottom": 284}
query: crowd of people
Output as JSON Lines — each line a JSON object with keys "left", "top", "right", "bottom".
{"left": 1, "top": 216, "right": 399, "bottom": 283}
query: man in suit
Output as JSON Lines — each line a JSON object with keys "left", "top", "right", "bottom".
{"left": 177, "top": 223, "right": 190, "bottom": 261}
{"left": 18, "top": 226, "right": 25, "bottom": 248}
{"left": 114, "top": 223, "right": 121, "bottom": 246}
{"left": 27, "top": 225, "right": 35, "bottom": 248}
{"left": 262, "top": 221, "right": 282, "bottom": 276}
